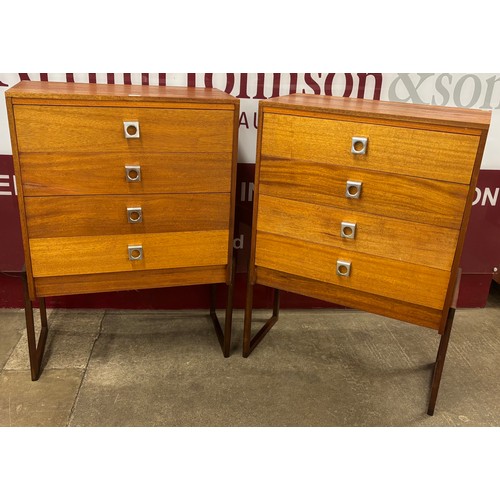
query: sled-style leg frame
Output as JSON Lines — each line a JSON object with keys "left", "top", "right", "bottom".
{"left": 210, "top": 259, "right": 236, "bottom": 357}
{"left": 242, "top": 282, "right": 280, "bottom": 358}
{"left": 242, "top": 280, "right": 457, "bottom": 416}
{"left": 22, "top": 272, "right": 49, "bottom": 381}
{"left": 24, "top": 259, "right": 235, "bottom": 380}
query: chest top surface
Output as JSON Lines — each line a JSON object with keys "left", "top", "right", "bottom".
{"left": 260, "top": 93, "right": 490, "bottom": 130}
{"left": 6, "top": 81, "right": 237, "bottom": 105}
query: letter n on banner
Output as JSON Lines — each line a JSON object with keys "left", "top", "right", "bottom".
{"left": 0, "top": 155, "right": 24, "bottom": 271}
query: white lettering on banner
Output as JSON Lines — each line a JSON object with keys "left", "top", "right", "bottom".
{"left": 388, "top": 73, "right": 500, "bottom": 109}
{"left": 0, "top": 174, "right": 12, "bottom": 196}
{"left": 473, "top": 187, "right": 499, "bottom": 206}
{"left": 240, "top": 182, "right": 254, "bottom": 202}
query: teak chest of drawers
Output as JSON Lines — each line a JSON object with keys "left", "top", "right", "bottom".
{"left": 6, "top": 81, "right": 239, "bottom": 379}
{"left": 243, "top": 93, "right": 490, "bottom": 415}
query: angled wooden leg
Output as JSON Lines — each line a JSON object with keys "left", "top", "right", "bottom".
{"left": 243, "top": 283, "right": 280, "bottom": 358}
{"left": 210, "top": 259, "right": 235, "bottom": 357}
{"left": 22, "top": 272, "right": 49, "bottom": 381}
{"left": 427, "top": 307, "right": 455, "bottom": 416}
{"left": 242, "top": 278, "right": 255, "bottom": 357}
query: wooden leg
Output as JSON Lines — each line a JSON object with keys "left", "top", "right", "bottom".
{"left": 22, "top": 272, "right": 49, "bottom": 381}
{"left": 242, "top": 278, "right": 254, "bottom": 357}
{"left": 210, "top": 260, "right": 235, "bottom": 358}
{"left": 243, "top": 283, "right": 280, "bottom": 358}
{"left": 427, "top": 308, "right": 455, "bottom": 416}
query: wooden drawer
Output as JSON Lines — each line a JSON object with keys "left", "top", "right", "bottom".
{"left": 29, "top": 230, "right": 229, "bottom": 278}
{"left": 258, "top": 158, "right": 468, "bottom": 230}
{"left": 256, "top": 267, "right": 443, "bottom": 330}
{"left": 13, "top": 105, "right": 234, "bottom": 153}
{"left": 257, "top": 194, "right": 459, "bottom": 271}
{"left": 255, "top": 232, "right": 450, "bottom": 310}
{"left": 19, "top": 152, "right": 233, "bottom": 196}
{"left": 24, "top": 193, "right": 230, "bottom": 238}
{"left": 261, "top": 112, "right": 479, "bottom": 184}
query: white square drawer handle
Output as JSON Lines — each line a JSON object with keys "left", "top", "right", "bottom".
{"left": 346, "top": 180, "right": 363, "bottom": 199}
{"left": 127, "top": 207, "right": 143, "bottom": 224}
{"left": 336, "top": 260, "right": 351, "bottom": 277}
{"left": 125, "top": 165, "right": 141, "bottom": 182}
{"left": 351, "top": 136, "right": 368, "bottom": 155}
{"left": 124, "top": 121, "right": 140, "bottom": 139}
{"left": 128, "top": 245, "right": 143, "bottom": 261}
{"left": 341, "top": 222, "right": 357, "bottom": 239}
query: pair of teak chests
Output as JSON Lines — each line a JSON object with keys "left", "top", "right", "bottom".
{"left": 5, "top": 81, "right": 490, "bottom": 415}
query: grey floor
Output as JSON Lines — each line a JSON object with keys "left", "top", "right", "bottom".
{"left": 1, "top": 285, "right": 499, "bottom": 427}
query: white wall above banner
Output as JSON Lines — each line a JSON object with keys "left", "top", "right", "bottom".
{"left": 1, "top": 72, "right": 499, "bottom": 168}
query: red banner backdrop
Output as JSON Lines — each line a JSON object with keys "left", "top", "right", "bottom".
{"left": 1, "top": 153, "right": 499, "bottom": 309}
{"left": 457, "top": 170, "right": 500, "bottom": 306}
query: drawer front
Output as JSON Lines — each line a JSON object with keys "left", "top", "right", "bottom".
{"left": 25, "top": 193, "right": 230, "bottom": 238}
{"left": 257, "top": 194, "right": 459, "bottom": 271}
{"left": 258, "top": 158, "right": 468, "bottom": 230}
{"left": 255, "top": 231, "right": 450, "bottom": 310}
{"left": 19, "top": 152, "right": 233, "bottom": 196}
{"left": 261, "top": 112, "right": 479, "bottom": 184}
{"left": 256, "top": 267, "right": 443, "bottom": 330}
{"left": 14, "top": 105, "right": 234, "bottom": 153}
{"left": 29, "top": 230, "right": 229, "bottom": 278}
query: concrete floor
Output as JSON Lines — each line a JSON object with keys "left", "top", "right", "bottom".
{"left": 1, "top": 284, "right": 499, "bottom": 426}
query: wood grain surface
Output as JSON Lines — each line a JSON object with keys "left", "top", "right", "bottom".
{"left": 6, "top": 80, "right": 237, "bottom": 103}
{"left": 5, "top": 97, "right": 37, "bottom": 299}
{"left": 259, "top": 158, "right": 468, "bottom": 229}
{"left": 261, "top": 94, "right": 491, "bottom": 130}
{"left": 34, "top": 266, "right": 227, "bottom": 297}
{"left": 29, "top": 230, "right": 229, "bottom": 277}
{"left": 257, "top": 194, "right": 459, "bottom": 271}
{"left": 256, "top": 267, "right": 442, "bottom": 330}
{"left": 261, "top": 113, "right": 479, "bottom": 184}
{"left": 25, "top": 193, "right": 230, "bottom": 238}
{"left": 7, "top": 81, "right": 239, "bottom": 303}
{"left": 255, "top": 231, "right": 450, "bottom": 310}
{"left": 14, "top": 105, "right": 234, "bottom": 153}
{"left": 19, "top": 152, "right": 232, "bottom": 196}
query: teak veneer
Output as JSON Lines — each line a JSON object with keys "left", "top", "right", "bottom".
{"left": 6, "top": 81, "right": 240, "bottom": 379}
{"left": 243, "top": 93, "right": 490, "bottom": 415}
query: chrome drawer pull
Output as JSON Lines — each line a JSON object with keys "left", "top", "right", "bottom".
{"left": 123, "top": 121, "right": 140, "bottom": 139}
{"left": 341, "top": 222, "right": 357, "bottom": 239}
{"left": 346, "top": 180, "right": 362, "bottom": 199}
{"left": 125, "top": 165, "right": 141, "bottom": 182}
{"left": 128, "top": 245, "right": 143, "bottom": 261}
{"left": 336, "top": 260, "right": 351, "bottom": 277}
{"left": 127, "top": 207, "right": 143, "bottom": 224}
{"left": 351, "top": 136, "right": 368, "bottom": 155}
